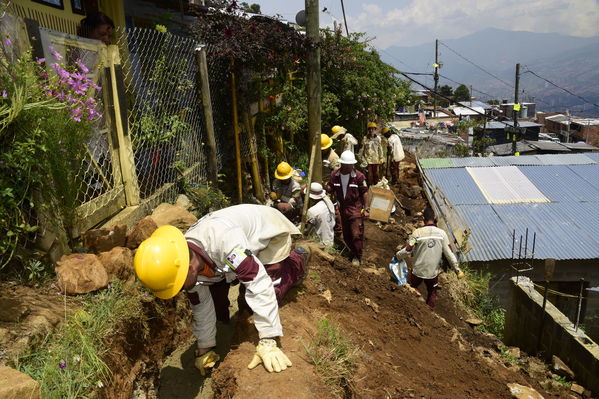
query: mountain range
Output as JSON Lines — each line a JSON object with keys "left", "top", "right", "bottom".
{"left": 381, "top": 28, "right": 599, "bottom": 117}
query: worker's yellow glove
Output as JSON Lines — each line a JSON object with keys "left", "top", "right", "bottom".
{"left": 456, "top": 270, "right": 465, "bottom": 279}
{"left": 195, "top": 350, "right": 220, "bottom": 376}
{"left": 247, "top": 338, "right": 292, "bottom": 373}
{"left": 269, "top": 192, "right": 279, "bottom": 201}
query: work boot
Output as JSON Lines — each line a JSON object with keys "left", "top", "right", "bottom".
{"left": 294, "top": 246, "right": 311, "bottom": 285}
{"left": 351, "top": 257, "right": 361, "bottom": 267}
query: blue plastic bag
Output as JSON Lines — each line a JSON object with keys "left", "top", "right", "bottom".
{"left": 389, "top": 256, "right": 408, "bottom": 286}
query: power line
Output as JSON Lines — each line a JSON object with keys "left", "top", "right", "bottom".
{"left": 396, "top": 71, "right": 540, "bottom": 136}
{"left": 522, "top": 67, "right": 599, "bottom": 111}
{"left": 439, "top": 41, "right": 514, "bottom": 90}
{"left": 438, "top": 73, "right": 496, "bottom": 100}
{"left": 339, "top": 0, "right": 349, "bottom": 36}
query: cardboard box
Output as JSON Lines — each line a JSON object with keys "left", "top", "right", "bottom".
{"left": 367, "top": 186, "right": 395, "bottom": 222}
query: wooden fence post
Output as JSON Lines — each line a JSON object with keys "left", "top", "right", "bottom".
{"left": 107, "top": 45, "right": 140, "bottom": 206}
{"left": 195, "top": 46, "right": 219, "bottom": 184}
{"left": 243, "top": 112, "right": 264, "bottom": 199}
{"left": 230, "top": 63, "right": 243, "bottom": 203}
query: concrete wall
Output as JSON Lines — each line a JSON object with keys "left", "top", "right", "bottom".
{"left": 471, "top": 259, "right": 599, "bottom": 318}
{"left": 504, "top": 277, "right": 599, "bottom": 395}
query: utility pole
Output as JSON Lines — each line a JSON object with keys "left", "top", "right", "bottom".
{"left": 340, "top": 0, "right": 349, "bottom": 36}
{"left": 512, "top": 63, "right": 520, "bottom": 155}
{"left": 433, "top": 39, "right": 439, "bottom": 118}
{"left": 301, "top": 0, "right": 322, "bottom": 228}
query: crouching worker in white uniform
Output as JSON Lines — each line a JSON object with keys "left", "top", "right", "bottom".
{"left": 304, "top": 182, "right": 335, "bottom": 246}
{"left": 134, "top": 204, "right": 310, "bottom": 376}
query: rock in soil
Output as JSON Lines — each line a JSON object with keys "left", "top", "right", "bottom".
{"left": 98, "top": 247, "right": 134, "bottom": 282}
{"left": 126, "top": 216, "right": 158, "bottom": 249}
{"left": 81, "top": 224, "right": 127, "bottom": 253}
{"left": 151, "top": 203, "right": 197, "bottom": 230}
{"left": 0, "top": 365, "right": 40, "bottom": 399}
{"left": 508, "top": 383, "right": 544, "bottom": 399}
{"left": 552, "top": 355, "right": 575, "bottom": 380}
{"left": 55, "top": 253, "right": 108, "bottom": 294}
{"left": 0, "top": 298, "right": 29, "bottom": 322}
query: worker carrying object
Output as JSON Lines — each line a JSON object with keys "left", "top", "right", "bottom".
{"left": 330, "top": 125, "right": 358, "bottom": 154}
{"left": 382, "top": 126, "right": 405, "bottom": 185}
{"left": 270, "top": 161, "right": 303, "bottom": 222}
{"left": 304, "top": 182, "right": 335, "bottom": 246}
{"left": 395, "top": 207, "right": 464, "bottom": 309}
{"left": 134, "top": 204, "right": 311, "bottom": 375}
{"left": 325, "top": 150, "right": 369, "bottom": 266}
{"left": 358, "top": 122, "right": 385, "bottom": 186}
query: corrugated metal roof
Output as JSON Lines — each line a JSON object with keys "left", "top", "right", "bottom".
{"left": 419, "top": 158, "right": 454, "bottom": 169}
{"left": 561, "top": 142, "right": 599, "bottom": 151}
{"left": 484, "top": 121, "right": 542, "bottom": 129}
{"left": 452, "top": 157, "right": 495, "bottom": 168}
{"left": 518, "top": 165, "right": 599, "bottom": 202}
{"left": 486, "top": 142, "right": 536, "bottom": 156}
{"left": 526, "top": 140, "right": 570, "bottom": 152}
{"left": 455, "top": 204, "right": 513, "bottom": 261}
{"left": 585, "top": 152, "right": 599, "bottom": 162}
{"left": 467, "top": 166, "right": 550, "bottom": 204}
{"left": 491, "top": 155, "right": 545, "bottom": 166}
{"left": 536, "top": 153, "right": 595, "bottom": 165}
{"left": 424, "top": 168, "right": 487, "bottom": 204}
{"left": 568, "top": 164, "right": 599, "bottom": 191}
{"left": 420, "top": 152, "right": 599, "bottom": 261}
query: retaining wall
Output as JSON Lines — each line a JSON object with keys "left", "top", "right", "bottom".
{"left": 504, "top": 276, "right": 599, "bottom": 395}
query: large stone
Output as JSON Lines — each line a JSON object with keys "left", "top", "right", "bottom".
{"left": 552, "top": 355, "right": 575, "bottom": 380}
{"left": 0, "top": 366, "right": 40, "bottom": 399}
{"left": 0, "top": 298, "right": 29, "bottom": 322}
{"left": 98, "top": 247, "right": 134, "bottom": 281}
{"left": 55, "top": 254, "right": 108, "bottom": 294}
{"left": 150, "top": 203, "right": 197, "bottom": 230}
{"left": 507, "top": 383, "right": 544, "bottom": 399}
{"left": 570, "top": 384, "right": 585, "bottom": 395}
{"left": 175, "top": 194, "right": 193, "bottom": 211}
{"left": 81, "top": 224, "right": 127, "bottom": 253}
{"left": 126, "top": 216, "right": 158, "bottom": 249}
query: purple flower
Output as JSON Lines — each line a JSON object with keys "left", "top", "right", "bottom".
{"left": 59, "top": 148, "right": 67, "bottom": 153}
{"left": 49, "top": 46, "right": 63, "bottom": 61}
{"left": 4, "top": 37, "right": 11, "bottom": 47}
{"left": 59, "top": 360, "right": 67, "bottom": 369}
{"left": 1, "top": 89, "right": 6, "bottom": 98}
{"left": 36, "top": 57, "right": 46, "bottom": 64}
{"left": 107, "top": 283, "right": 111, "bottom": 289}
{"left": 76, "top": 60, "right": 89, "bottom": 74}
{"left": 51, "top": 63, "right": 69, "bottom": 79}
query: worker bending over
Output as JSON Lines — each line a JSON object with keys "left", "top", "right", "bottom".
{"left": 270, "top": 161, "right": 303, "bottom": 222}
{"left": 304, "top": 182, "right": 335, "bottom": 246}
{"left": 134, "top": 204, "right": 310, "bottom": 375}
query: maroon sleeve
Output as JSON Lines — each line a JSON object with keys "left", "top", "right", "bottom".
{"left": 235, "top": 255, "right": 260, "bottom": 283}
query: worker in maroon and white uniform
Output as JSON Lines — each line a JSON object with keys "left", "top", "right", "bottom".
{"left": 134, "top": 204, "right": 310, "bottom": 376}
{"left": 325, "top": 150, "right": 369, "bottom": 266}
{"left": 395, "top": 207, "right": 464, "bottom": 309}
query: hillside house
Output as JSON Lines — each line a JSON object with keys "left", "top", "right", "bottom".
{"left": 420, "top": 152, "right": 599, "bottom": 321}
{"left": 475, "top": 121, "right": 541, "bottom": 146}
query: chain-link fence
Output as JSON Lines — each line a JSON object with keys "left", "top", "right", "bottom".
{"left": 116, "top": 28, "right": 236, "bottom": 213}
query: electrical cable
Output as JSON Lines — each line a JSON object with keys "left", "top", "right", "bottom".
{"left": 522, "top": 67, "right": 599, "bottom": 111}
{"left": 440, "top": 41, "right": 514, "bottom": 89}
{"left": 396, "top": 71, "right": 540, "bottom": 137}
{"left": 438, "top": 73, "right": 496, "bottom": 100}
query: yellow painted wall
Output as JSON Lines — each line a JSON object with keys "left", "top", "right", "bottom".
{"left": 12, "top": 0, "right": 125, "bottom": 35}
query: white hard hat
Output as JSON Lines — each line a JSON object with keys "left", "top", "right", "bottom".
{"left": 304, "top": 182, "right": 326, "bottom": 200}
{"left": 339, "top": 150, "right": 357, "bottom": 164}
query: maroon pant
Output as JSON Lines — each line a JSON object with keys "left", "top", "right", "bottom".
{"left": 408, "top": 271, "right": 439, "bottom": 309}
{"left": 340, "top": 214, "right": 364, "bottom": 260}
{"left": 366, "top": 164, "right": 380, "bottom": 186}
{"left": 216, "top": 250, "right": 306, "bottom": 317}
{"left": 389, "top": 161, "right": 400, "bottom": 183}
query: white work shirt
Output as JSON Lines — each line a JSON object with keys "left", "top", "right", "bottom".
{"left": 387, "top": 133, "right": 405, "bottom": 162}
{"left": 185, "top": 204, "right": 301, "bottom": 347}
{"left": 306, "top": 197, "right": 335, "bottom": 246}
{"left": 341, "top": 133, "right": 358, "bottom": 153}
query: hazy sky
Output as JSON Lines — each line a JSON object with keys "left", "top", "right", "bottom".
{"left": 256, "top": 0, "right": 599, "bottom": 49}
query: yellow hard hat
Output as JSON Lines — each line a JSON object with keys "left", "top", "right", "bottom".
{"left": 134, "top": 225, "right": 190, "bottom": 299}
{"left": 321, "top": 133, "right": 333, "bottom": 150}
{"left": 368, "top": 122, "right": 377, "bottom": 129}
{"left": 382, "top": 127, "right": 390, "bottom": 134}
{"left": 331, "top": 125, "right": 345, "bottom": 134}
{"left": 274, "top": 161, "right": 294, "bottom": 180}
